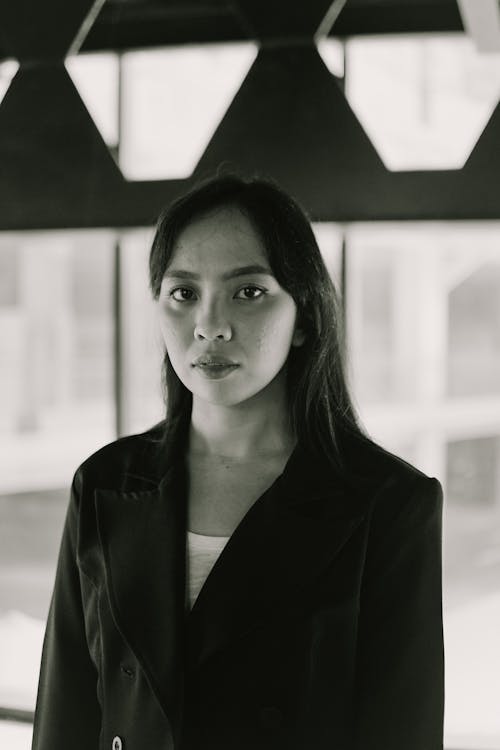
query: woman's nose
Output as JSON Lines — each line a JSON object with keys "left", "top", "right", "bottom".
{"left": 194, "top": 304, "right": 232, "bottom": 342}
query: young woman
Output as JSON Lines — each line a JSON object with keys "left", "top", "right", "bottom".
{"left": 32, "top": 175, "right": 444, "bottom": 750}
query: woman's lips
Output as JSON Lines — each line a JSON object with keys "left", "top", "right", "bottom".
{"left": 192, "top": 355, "right": 238, "bottom": 366}
{"left": 193, "top": 363, "right": 240, "bottom": 380}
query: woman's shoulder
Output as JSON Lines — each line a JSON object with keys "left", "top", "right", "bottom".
{"left": 73, "top": 421, "right": 166, "bottom": 490}
{"left": 341, "top": 427, "right": 428, "bottom": 479}
{"left": 339, "top": 428, "right": 443, "bottom": 521}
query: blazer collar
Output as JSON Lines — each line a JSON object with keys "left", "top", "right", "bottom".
{"left": 94, "top": 423, "right": 371, "bottom": 722}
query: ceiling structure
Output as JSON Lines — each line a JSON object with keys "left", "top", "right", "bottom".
{"left": 79, "top": 1, "right": 467, "bottom": 51}
{"left": 0, "top": 0, "right": 499, "bottom": 230}
{"left": 0, "top": 0, "right": 467, "bottom": 59}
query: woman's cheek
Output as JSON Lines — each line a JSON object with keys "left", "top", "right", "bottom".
{"left": 160, "top": 308, "right": 191, "bottom": 339}
{"left": 252, "top": 311, "right": 288, "bottom": 350}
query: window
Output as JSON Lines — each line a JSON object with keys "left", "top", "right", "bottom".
{"left": 345, "top": 222, "right": 500, "bottom": 749}
{"left": 345, "top": 34, "right": 500, "bottom": 170}
{"left": 66, "top": 43, "right": 258, "bottom": 180}
{"left": 0, "top": 231, "right": 115, "bottom": 748}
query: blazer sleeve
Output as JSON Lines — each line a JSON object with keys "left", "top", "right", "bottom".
{"left": 31, "top": 469, "right": 101, "bottom": 750}
{"left": 353, "top": 474, "right": 444, "bottom": 750}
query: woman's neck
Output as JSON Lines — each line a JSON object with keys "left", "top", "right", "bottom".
{"left": 189, "top": 383, "right": 295, "bottom": 461}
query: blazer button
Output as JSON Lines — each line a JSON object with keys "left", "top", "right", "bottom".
{"left": 259, "top": 706, "right": 284, "bottom": 730}
{"left": 112, "top": 737, "right": 123, "bottom": 750}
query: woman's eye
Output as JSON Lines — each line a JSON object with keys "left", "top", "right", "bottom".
{"left": 235, "top": 285, "right": 266, "bottom": 300}
{"left": 170, "top": 287, "right": 196, "bottom": 302}
{"left": 167, "top": 285, "right": 265, "bottom": 302}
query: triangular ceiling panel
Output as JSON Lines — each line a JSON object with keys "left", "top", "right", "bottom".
{"left": 463, "top": 99, "right": 500, "bottom": 173}
{"left": 193, "top": 45, "right": 388, "bottom": 218}
{"left": 0, "top": 64, "right": 123, "bottom": 228}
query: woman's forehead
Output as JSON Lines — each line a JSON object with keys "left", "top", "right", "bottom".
{"left": 170, "top": 204, "right": 269, "bottom": 268}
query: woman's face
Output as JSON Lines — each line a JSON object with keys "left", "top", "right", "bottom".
{"left": 157, "top": 204, "right": 305, "bottom": 407}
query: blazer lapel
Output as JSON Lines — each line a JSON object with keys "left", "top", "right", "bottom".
{"left": 93, "top": 423, "right": 374, "bottom": 718}
{"left": 94, "top": 451, "right": 188, "bottom": 727}
{"left": 186, "top": 439, "right": 371, "bottom": 672}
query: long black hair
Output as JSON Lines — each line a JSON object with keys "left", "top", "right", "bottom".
{"left": 149, "top": 174, "right": 369, "bottom": 472}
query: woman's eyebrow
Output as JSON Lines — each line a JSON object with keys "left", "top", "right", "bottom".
{"left": 163, "top": 264, "right": 273, "bottom": 280}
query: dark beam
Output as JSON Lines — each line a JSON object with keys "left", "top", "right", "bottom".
{"left": 334, "top": 1, "right": 464, "bottom": 35}
{"left": 0, "top": 0, "right": 105, "bottom": 61}
{"left": 75, "top": 0, "right": 464, "bottom": 53}
{"left": 81, "top": 1, "right": 249, "bottom": 52}
{"left": 0, "top": 1, "right": 467, "bottom": 59}
{"left": 230, "top": 0, "right": 344, "bottom": 40}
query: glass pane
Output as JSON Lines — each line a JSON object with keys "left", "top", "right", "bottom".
{"left": 346, "top": 222, "right": 500, "bottom": 749}
{"left": 66, "top": 52, "right": 120, "bottom": 149}
{"left": 119, "top": 230, "right": 164, "bottom": 435}
{"left": 448, "top": 262, "right": 500, "bottom": 396}
{"left": 119, "top": 42, "right": 258, "bottom": 180}
{"left": 0, "top": 59, "right": 19, "bottom": 105}
{"left": 0, "top": 720, "right": 32, "bottom": 750}
{"left": 345, "top": 34, "right": 500, "bottom": 170}
{"left": 316, "top": 37, "right": 345, "bottom": 78}
{"left": 312, "top": 222, "right": 343, "bottom": 287}
{"left": 0, "top": 231, "right": 115, "bottom": 719}
{"left": 445, "top": 436, "right": 500, "bottom": 749}
{"left": 0, "top": 231, "right": 115, "bottom": 492}
{"left": 346, "top": 229, "right": 422, "bottom": 411}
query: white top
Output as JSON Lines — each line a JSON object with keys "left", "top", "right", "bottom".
{"left": 186, "top": 530, "right": 230, "bottom": 609}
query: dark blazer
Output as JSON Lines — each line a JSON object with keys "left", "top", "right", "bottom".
{"left": 32, "top": 420, "right": 444, "bottom": 750}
